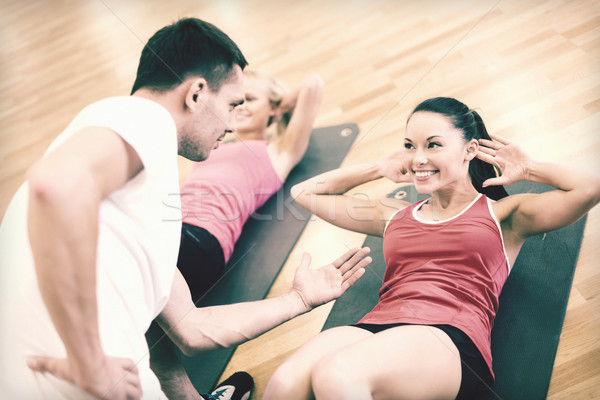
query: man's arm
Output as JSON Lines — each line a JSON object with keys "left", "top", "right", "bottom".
{"left": 27, "top": 127, "right": 144, "bottom": 399}
{"left": 156, "top": 247, "right": 371, "bottom": 356}
{"left": 146, "top": 320, "right": 203, "bottom": 400}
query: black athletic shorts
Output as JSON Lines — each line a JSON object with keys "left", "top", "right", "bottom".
{"left": 353, "top": 322, "right": 493, "bottom": 399}
{"left": 177, "top": 223, "right": 225, "bottom": 302}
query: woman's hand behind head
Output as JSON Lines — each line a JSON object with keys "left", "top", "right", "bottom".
{"left": 378, "top": 149, "right": 412, "bottom": 184}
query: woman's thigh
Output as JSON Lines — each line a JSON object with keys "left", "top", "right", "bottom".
{"left": 264, "top": 326, "right": 373, "bottom": 399}
{"left": 312, "top": 325, "right": 462, "bottom": 400}
{"left": 286, "top": 325, "right": 374, "bottom": 367}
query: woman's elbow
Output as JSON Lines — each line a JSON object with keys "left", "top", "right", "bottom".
{"left": 290, "top": 183, "right": 303, "bottom": 200}
{"left": 588, "top": 177, "right": 600, "bottom": 206}
{"left": 310, "top": 76, "right": 324, "bottom": 99}
{"left": 290, "top": 183, "right": 311, "bottom": 209}
{"left": 309, "top": 74, "right": 324, "bottom": 91}
{"left": 301, "top": 74, "right": 324, "bottom": 97}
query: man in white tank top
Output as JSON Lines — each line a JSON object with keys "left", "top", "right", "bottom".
{"left": 0, "top": 18, "right": 371, "bottom": 400}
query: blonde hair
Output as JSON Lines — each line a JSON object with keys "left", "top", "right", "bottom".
{"left": 243, "top": 69, "right": 291, "bottom": 137}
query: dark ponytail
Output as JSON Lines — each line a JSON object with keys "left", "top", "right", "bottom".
{"left": 469, "top": 110, "right": 509, "bottom": 200}
{"left": 410, "top": 97, "right": 508, "bottom": 200}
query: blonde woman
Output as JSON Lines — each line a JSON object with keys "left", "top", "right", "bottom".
{"left": 178, "top": 69, "right": 324, "bottom": 299}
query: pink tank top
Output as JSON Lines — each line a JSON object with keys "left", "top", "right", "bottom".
{"left": 359, "top": 194, "right": 510, "bottom": 378}
{"left": 180, "top": 140, "right": 283, "bottom": 262}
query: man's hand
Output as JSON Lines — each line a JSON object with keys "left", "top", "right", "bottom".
{"left": 291, "top": 247, "right": 371, "bottom": 309}
{"left": 27, "top": 355, "right": 143, "bottom": 400}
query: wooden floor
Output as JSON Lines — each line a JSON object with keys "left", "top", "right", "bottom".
{"left": 1, "top": 0, "right": 598, "bottom": 398}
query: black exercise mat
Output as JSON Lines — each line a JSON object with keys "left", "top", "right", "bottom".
{"left": 181, "top": 123, "right": 360, "bottom": 391}
{"left": 322, "top": 181, "right": 587, "bottom": 400}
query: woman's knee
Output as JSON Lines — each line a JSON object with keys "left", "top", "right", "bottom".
{"left": 311, "top": 353, "right": 368, "bottom": 397}
{"left": 264, "top": 360, "right": 311, "bottom": 400}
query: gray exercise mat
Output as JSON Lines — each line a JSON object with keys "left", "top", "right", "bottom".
{"left": 181, "top": 123, "right": 360, "bottom": 391}
{"left": 322, "top": 181, "right": 587, "bottom": 400}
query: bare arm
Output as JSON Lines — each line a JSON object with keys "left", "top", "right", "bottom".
{"left": 26, "top": 127, "right": 144, "bottom": 399}
{"left": 268, "top": 74, "right": 324, "bottom": 180}
{"left": 290, "top": 150, "right": 411, "bottom": 236}
{"left": 146, "top": 321, "right": 203, "bottom": 400}
{"left": 478, "top": 134, "right": 600, "bottom": 239}
{"left": 157, "top": 247, "right": 371, "bottom": 356}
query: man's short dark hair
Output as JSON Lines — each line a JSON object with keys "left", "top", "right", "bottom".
{"left": 131, "top": 18, "right": 248, "bottom": 94}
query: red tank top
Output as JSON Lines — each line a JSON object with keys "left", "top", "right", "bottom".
{"left": 359, "top": 194, "right": 509, "bottom": 378}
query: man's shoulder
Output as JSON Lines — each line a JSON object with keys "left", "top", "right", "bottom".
{"left": 83, "top": 96, "right": 168, "bottom": 116}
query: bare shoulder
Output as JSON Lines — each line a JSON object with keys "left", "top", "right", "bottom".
{"left": 378, "top": 197, "right": 411, "bottom": 220}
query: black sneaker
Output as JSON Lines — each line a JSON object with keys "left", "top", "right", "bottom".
{"left": 203, "top": 371, "right": 254, "bottom": 400}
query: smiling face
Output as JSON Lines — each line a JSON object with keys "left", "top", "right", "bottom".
{"left": 404, "top": 111, "right": 476, "bottom": 194}
{"left": 178, "top": 65, "right": 245, "bottom": 161}
{"left": 235, "top": 75, "right": 275, "bottom": 136}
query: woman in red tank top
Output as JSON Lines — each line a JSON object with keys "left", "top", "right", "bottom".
{"left": 264, "top": 97, "right": 600, "bottom": 400}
